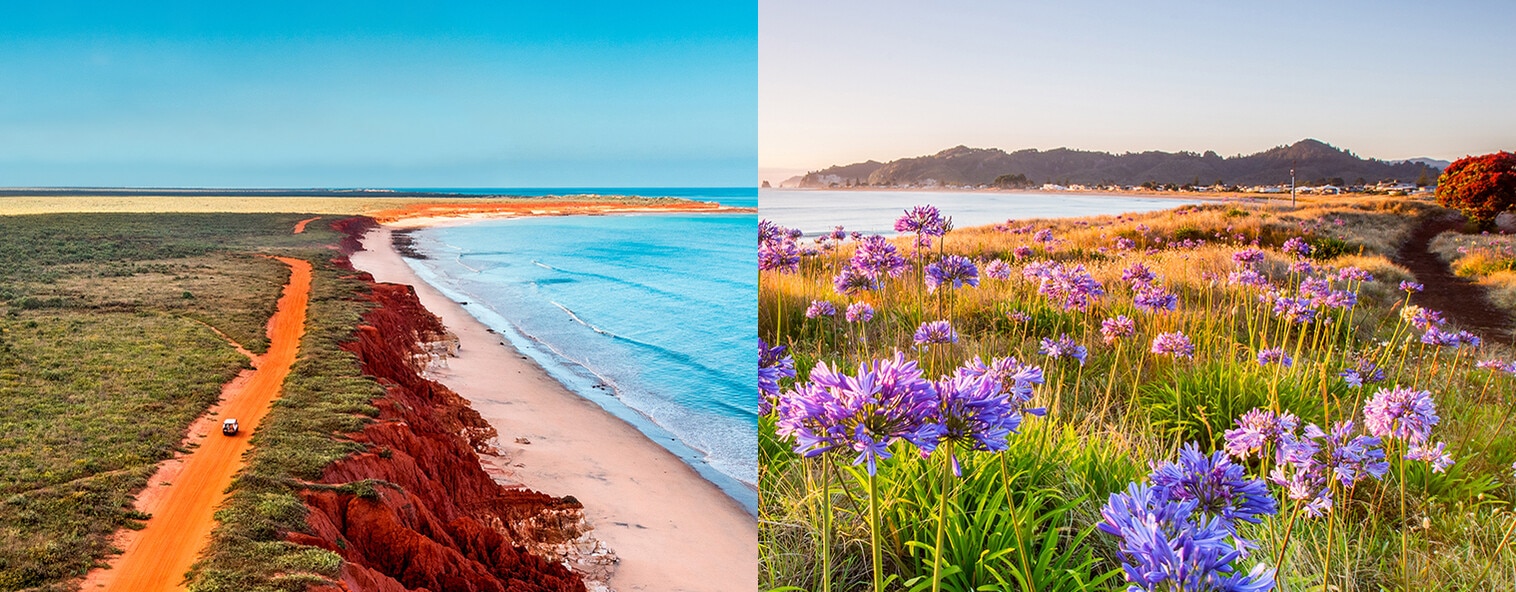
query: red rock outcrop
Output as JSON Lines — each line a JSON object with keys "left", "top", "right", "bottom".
{"left": 297, "top": 218, "right": 586, "bottom": 592}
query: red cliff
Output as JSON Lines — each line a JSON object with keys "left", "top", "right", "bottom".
{"left": 300, "top": 218, "right": 587, "bottom": 592}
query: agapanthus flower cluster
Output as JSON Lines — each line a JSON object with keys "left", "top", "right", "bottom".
{"left": 805, "top": 300, "right": 836, "bottom": 318}
{"left": 1338, "top": 357, "right": 1385, "bottom": 387}
{"left": 1102, "top": 315, "right": 1137, "bottom": 345}
{"left": 1123, "top": 262, "right": 1158, "bottom": 285}
{"left": 1151, "top": 331, "right": 1195, "bottom": 359}
{"left": 845, "top": 301, "right": 874, "bottom": 323}
{"left": 924, "top": 255, "right": 980, "bottom": 292}
{"left": 1399, "top": 281, "right": 1424, "bottom": 293}
{"left": 1401, "top": 305, "right": 1445, "bottom": 331}
{"left": 758, "top": 338, "right": 796, "bottom": 414}
{"left": 930, "top": 357, "right": 1046, "bottom": 474}
{"left": 849, "top": 235, "right": 909, "bottom": 280}
{"left": 758, "top": 219, "right": 801, "bottom": 274}
{"left": 983, "top": 258, "right": 1013, "bottom": 280}
{"left": 1336, "top": 267, "right": 1373, "bottom": 283}
{"left": 1227, "top": 269, "right": 1271, "bottom": 289}
{"left": 833, "top": 266, "right": 880, "bottom": 295}
{"left": 1269, "top": 421, "right": 1390, "bottom": 516}
{"left": 1149, "top": 444, "right": 1278, "bottom": 532}
{"left": 1134, "top": 284, "right": 1180, "bottom": 313}
{"left": 1024, "top": 261, "right": 1106, "bottom": 311}
{"left": 1363, "top": 386, "right": 1440, "bottom": 444}
{"left": 1232, "top": 247, "right": 1265, "bottom": 267}
{"left": 1100, "top": 481, "right": 1275, "bottom": 592}
{"left": 775, "top": 353, "right": 941, "bottom": 474}
{"left": 1256, "top": 347, "right": 1292, "bottom": 368}
{"left": 1039, "top": 334, "right": 1088, "bottom": 365}
{"left": 1281, "top": 236, "right": 1313, "bottom": 259}
{"left": 914, "top": 320, "right": 958, "bottom": 347}
{"left": 1476, "top": 359, "right": 1516, "bottom": 374}
{"left": 894, "top": 205, "right": 948, "bottom": 237}
{"left": 1223, "top": 409, "right": 1299, "bottom": 461}
{"left": 1269, "top": 294, "right": 1318, "bottom": 325}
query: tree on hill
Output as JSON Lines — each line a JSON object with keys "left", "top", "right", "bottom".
{"left": 1435, "top": 152, "right": 1516, "bottom": 227}
{"left": 992, "top": 173, "right": 1031, "bottom": 188}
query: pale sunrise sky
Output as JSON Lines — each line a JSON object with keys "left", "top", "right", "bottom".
{"left": 760, "top": 0, "right": 1515, "bottom": 183}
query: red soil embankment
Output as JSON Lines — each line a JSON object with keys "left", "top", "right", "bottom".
{"left": 297, "top": 217, "right": 585, "bottom": 592}
{"left": 88, "top": 256, "right": 312, "bottom": 592}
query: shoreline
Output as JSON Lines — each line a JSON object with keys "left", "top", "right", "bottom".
{"left": 350, "top": 224, "right": 756, "bottom": 591}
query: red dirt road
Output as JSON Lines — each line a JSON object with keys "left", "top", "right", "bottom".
{"left": 86, "top": 256, "right": 312, "bottom": 592}
{"left": 292, "top": 216, "right": 322, "bottom": 233}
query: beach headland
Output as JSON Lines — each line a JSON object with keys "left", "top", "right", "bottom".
{"left": 347, "top": 204, "right": 757, "bottom": 591}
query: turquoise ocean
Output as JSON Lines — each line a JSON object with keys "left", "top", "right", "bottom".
{"left": 395, "top": 188, "right": 757, "bottom": 512}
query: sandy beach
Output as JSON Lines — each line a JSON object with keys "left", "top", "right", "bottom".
{"left": 350, "top": 224, "right": 756, "bottom": 592}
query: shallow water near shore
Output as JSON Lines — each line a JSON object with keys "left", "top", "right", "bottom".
{"left": 761, "top": 188, "right": 1204, "bottom": 235}
{"left": 400, "top": 209, "right": 757, "bottom": 511}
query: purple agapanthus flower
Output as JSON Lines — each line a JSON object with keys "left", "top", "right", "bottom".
{"left": 845, "top": 301, "right": 874, "bottom": 323}
{"left": 1337, "top": 267, "right": 1374, "bottom": 283}
{"left": 758, "top": 235, "right": 801, "bottom": 273}
{"left": 1271, "top": 295, "right": 1318, "bottom": 325}
{"left": 832, "top": 266, "right": 880, "bottom": 295}
{"left": 1134, "top": 284, "right": 1180, "bottom": 313}
{"left": 929, "top": 359, "right": 1045, "bottom": 475}
{"left": 775, "top": 353, "right": 942, "bottom": 475}
{"left": 924, "top": 255, "right": 980, "bottom": 292}
{"left": 1223, "top": 409, "right": 1299, "bottom": 461}
{"left": 1149, "top": 443, "right": 1278, "bottom": 531}
{"left": 1012, "top": 245, "right": 1034, "bottom": 260}
{"left": 1338, "top": 358, "right": 1385, "bottom": 388}
{"left": 1256, "top": 347, "right": 1292, "bottom": 368}
{"left": 1233, "top": 247, "right": 1266, "bottom": 267}
{"left": 1033, "top": 228, "right": 1056, "bottom": 244}
{"left": 983, "top": 258, "right": 1013, "bottom": 280}
{"left": 1281, "top": 236, "right": 1313, "bottom": 259}
{"left": 894, "top": 205, "right": 948, "bottom": 237}
{"left": 1404, "top": 306, "right": 1445, "bottom": 331}
{"left": 1123, "top": 262, "right": 1158, "bottom": 285}
{"left": 1099, "top": 482, "right": 1276, "bottom": 592}
{"left": 758, "top": 338, "right": 796, "bottom": 414}
{"left": 850, "top": 235, "right": 909, "bottom": 279}
{"left": 1039, "top": 334, "right": 1088, "bottom": 366}
{"left": 1151, "top": 331, "right": 1195, "bottom": 359}
{"left": 1399, "top": 281, "right": 1424, "bottom": 293}
{"left": 1420, "top": 327, "right": 1461, "bottom": 347}
{"left": 1270, "top": 420, "right": 1389, "bottom": 516}
{"left": 1025, "top": 261, "right": 1105, "bottom": 311}
{"left": 1101, "top": 315, "right": 1137, "bottom": 345}
{"left": 1289, "top": 260, "right": 1315, "bottom": 275}
{"left": 1227, "top": 269, "right": 1271, "bottom": 289}
{"left": 830, "top": 225, "right": 848, "bottom": 241}
{"left": 805, "top": 300, "right": 836, "bottom": 318}
{"left": 914, "top": 320, "right": 958, "bottom": 347}
{"left": 1406, "top": 441, "right": 1455, "bottom": 473}
{"left": 1363, "top": 386, "right": 1439, "bottom": 444}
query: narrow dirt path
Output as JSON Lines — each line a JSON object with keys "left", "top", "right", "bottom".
{"left": 292, "top": 216, "right": 322, "bottom": 234}
{"left": 1394, "top": 215, "right": 1514, "bottom": 342}
{"left": 81, "top": 256, "right": 311, "bottom": 592}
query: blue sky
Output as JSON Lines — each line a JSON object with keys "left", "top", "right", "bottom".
{"left": 0, "top": 2, "right": 755, "bottom": 187}
{"left": 761, "top": 0, "right": 1515, "bottom": 181}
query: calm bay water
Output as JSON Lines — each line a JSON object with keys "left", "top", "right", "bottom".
{"left": 399, "top": 188, "right": 756, "bottom": 512}
{"left": 760, "top": 188, "right": 1202, "bottom": 235}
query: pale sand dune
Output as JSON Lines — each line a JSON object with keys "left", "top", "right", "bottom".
{"left": 350, "top": 226, "right": 756, "bottom": 592}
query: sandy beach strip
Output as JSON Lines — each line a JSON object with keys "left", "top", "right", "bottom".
{"left": 349, "top": 225, "right": 756, "bottom": 592}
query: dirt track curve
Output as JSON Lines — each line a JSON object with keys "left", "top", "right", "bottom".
{"left": 1394, "top": 215, "right": 1514, "bottom": 343}
{"left": 84, "top": 254, "right": 311, "bottom": 591}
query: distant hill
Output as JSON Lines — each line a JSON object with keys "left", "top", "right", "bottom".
{"left": 797, "top": 139, "right": 1442, "bottom": 188}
